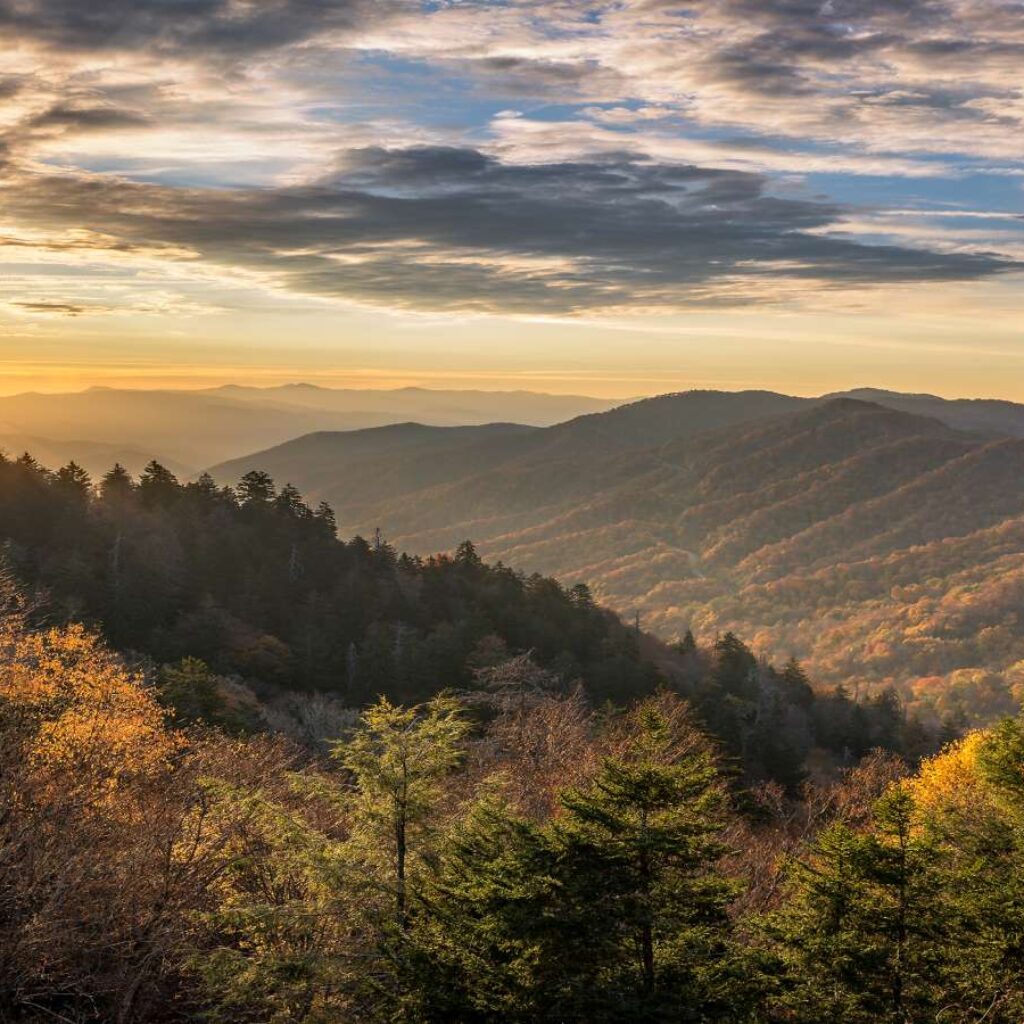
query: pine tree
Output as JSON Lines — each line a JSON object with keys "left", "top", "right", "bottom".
{"left": 275, "top": 482, "right": 310, "bottom": 519}
{"left": 780, "top": 656, "right": 814, "bottom": 708}
{"left": 54, "top": 460, "right": 92, "bottom": 503}
{"left": 542, "top": 701, "right": 759, "bottom": 1021}
{"left": 404, "top": 796, "right": 552, "bottom": 1022}
{"left": 99, "top": 462, "right": 135, "bottom": 504}
{"left": 676, "top": 628, "right": 697, "bottom": 655}
{"left": 138, "top": 459, "right": 180, "bottom": 506}
{"left": 454, "top": 539, "right": 483, "bottom": 570}
{"left": 314, "top": 500, "right": 337, "bottom": 537}
{"left": 236, "top": 469, "right": 276, "bottom": 507}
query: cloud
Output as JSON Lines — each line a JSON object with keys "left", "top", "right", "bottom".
{"left": 2, "top": 146, "right": 1015, "bottom": 316}
{"left": 0, "top": 0, "right": 401, "bottom": 59}
{"left": 1, "top": 0, "right": 1021, "bottom": 327}
{"left": 359, "top": 0, "right": 1024, "bottom": 161}
{"left": 0, "top": 75, "right": 27, "bottom": 100}
{"left": 12, "top": 300, "right": 89, "bottom": 316}
{"left": 27, "top": 103, "right": 151, "bottom": 132}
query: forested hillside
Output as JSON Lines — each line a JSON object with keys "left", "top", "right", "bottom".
{"left": 0, "top": 451, "right": 653, "bottom": 707}
{"left": 830, "top": 387, "right": 1024, "bottom": 438}
{"left": 209, "top": 395, "right": 1024, "bottom": 722}
{"left": 0, "top": 450, "right": 933, "bottom": 785}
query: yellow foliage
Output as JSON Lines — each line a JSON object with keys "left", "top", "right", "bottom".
{"left": 0, "top": 616, "right": 180, "bottom": 790}
{"left": 908, "top": 730, "right": 991, "bottom": 818}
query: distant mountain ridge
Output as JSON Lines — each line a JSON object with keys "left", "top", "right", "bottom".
{"left": 825, "top": 387, "right": 1024, "bottom": 438}
{"left": 206, "top": 390, "right": 1024, "bottom": 717}
{"left": 4, "top": 382, "right": 1024, "bottom": 477}
{"left": 201, "top": 383, "right": 619, "bottom": 422}
{"left": 0, "top": 384, "right": 619, "bottom": 470}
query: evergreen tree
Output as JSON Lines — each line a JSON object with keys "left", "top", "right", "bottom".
{"left": 769, "top": 786, "right": 949, "bottom": 1022}
{"left": 138, "top": 460, "right": 180, "bottom": 506}
{"left": 541, "top": 702, "right": 760, "bottom": 1021}
{"left": 53, "top": 460, "right": 92, "bottom": 503}
{"left": 99, "top": 462, "right": 135, "bottom": 504}
{"left": 185, "top": 471, "right": 222, "bottom": 508}
{"left": 404, "top": 796, "right": 552, "bottom": 1022}
{"left": 314, "top": 500, "right": 337, "bottom": 536}
{"left": 236, "top": 469, "right": 276, "bottom": 507}
{"left": 335, "top": 695, "right": 468, "bottom": 930}
{"left": 676, "top": 629, "right": 697, "bottom": 656}
{"left": 274, "top": 482, "right": 310, "bottom": 519}
{"left": 780, "top": 656, "right": 814, "bottom": 708}
{"left": 412, "top": 700, "right": 765, "bottom": 1022}
{"left": 454, "top": 539, "right": 483, "bottom": 569}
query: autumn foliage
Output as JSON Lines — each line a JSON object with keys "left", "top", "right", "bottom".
{"left": 2, "top": 583, "right": 1024, "bottom": 1020}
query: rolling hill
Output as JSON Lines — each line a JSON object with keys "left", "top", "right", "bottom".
{"left": 0, "top": 385, "right": 617, "bottom": 470}
{"left": 208, "top": 392, "right": 1024, "bottom": 719}
{"left": 828, "top": 388, "right": 1024, "bottom": 438}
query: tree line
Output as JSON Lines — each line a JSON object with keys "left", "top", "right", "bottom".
{"left": 0, "top": 454, "right": 657, "bottom": 704}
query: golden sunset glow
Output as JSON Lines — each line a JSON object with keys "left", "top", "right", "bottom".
{"left": 1, "top": 0, "right": 1022, "bottom": 398}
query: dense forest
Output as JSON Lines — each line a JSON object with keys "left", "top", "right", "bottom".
{"left": 4, "top": 586, "right": 1024, "bottom": 1022}
{"left": 0, "top": 451, "right": 656, "bottom": 705}
{"left": 0, "top": 452, "right": 939, "bottom": 786}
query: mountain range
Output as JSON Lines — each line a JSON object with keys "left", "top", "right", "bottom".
{"left": 208, "top": 388, "right": 1024, "bottom": 719}
{"left": 0, "top": 384, "right": 619, "bottom": 475}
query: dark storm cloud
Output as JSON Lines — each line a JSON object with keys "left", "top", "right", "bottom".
{"left": 2, "top": 146, "right": 1015, "bottom": 314}
{"left": 0, "top": 0, "right": 398, "bottom": 58}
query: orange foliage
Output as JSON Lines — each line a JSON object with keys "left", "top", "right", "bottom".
{"left": 0, "top": 615, "right": 180, "bottom": 793}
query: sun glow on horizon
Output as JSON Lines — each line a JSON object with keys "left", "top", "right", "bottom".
{"left": 1, "top": 0, "right": 1022, "bottom": 397}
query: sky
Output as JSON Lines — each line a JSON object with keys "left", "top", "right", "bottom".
{"left": 1, "top": 0, "right": 1023, "bottom": 399}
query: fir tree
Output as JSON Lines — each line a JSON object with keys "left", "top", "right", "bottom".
{"left": 412, "top": 699, "right": 766, "bottom": 1022}
{"left": 769, "top": 785, "right": 949, "bottom": 1023}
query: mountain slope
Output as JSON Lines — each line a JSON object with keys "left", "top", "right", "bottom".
{"left": 829, "top": 387, "right": 1024, "bottom": 438}
{"left": 209, "top": 422, "right": 541, "bottom": 506}
{"left": 207, "top": 394, "right": 1024, "bottom": 713}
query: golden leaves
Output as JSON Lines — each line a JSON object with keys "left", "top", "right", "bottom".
{"left": 0, "top": 617, "right": 181, "bottom": 791}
